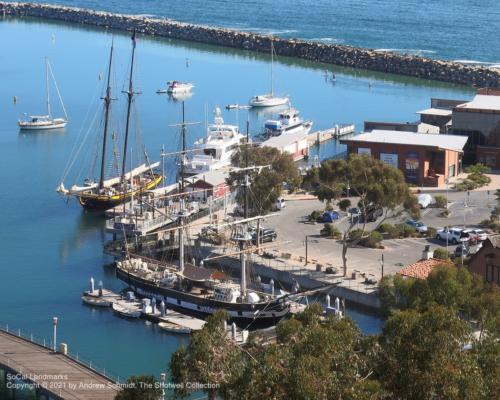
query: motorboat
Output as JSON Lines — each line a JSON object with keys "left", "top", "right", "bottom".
{"left": 167, "top": 81, "right": 194, "bottom": 94}
{"left": 183, "top": 107, "right": 245, "bottom": 176}
{"left": 263, "top": 108, "right": 313, "bottom": 137}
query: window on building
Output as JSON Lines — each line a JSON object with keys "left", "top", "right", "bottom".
{"left": 486, "top": 264, "right": 500, "bottom": 284}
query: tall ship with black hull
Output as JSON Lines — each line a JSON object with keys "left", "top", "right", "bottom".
{"left": 57, "top": 33, "right": 162, "bottom": 210}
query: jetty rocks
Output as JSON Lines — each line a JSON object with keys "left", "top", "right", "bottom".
{"left": 2, "top": 1, "right": 499, "bottom": 88}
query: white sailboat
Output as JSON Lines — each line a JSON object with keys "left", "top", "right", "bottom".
{"left": 18, "top": 58, "right": 68, "bottom": 130}
{"left": 249, "top": 39, "right": 289, "bottom": 108}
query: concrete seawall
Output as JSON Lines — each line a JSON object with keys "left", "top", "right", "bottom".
{"left": 1, "top": 1, "right": 499, "bottom": 88}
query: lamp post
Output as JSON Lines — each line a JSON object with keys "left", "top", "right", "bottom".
{"left": 52, "top": 317, "right": 58, "bottom": 352}
{"left": 445, "top": 178, "right": 449, "bottom": 209}
{"left": 160, "top": 372, "right": 166, "bottom": 400}
{"left": 305, "top": 235, "right": 309, "bottom": 265}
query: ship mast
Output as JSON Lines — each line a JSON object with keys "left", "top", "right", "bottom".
{"left": 121, "top": 30, "right": 138, "bottom": 189}
{"left": 99, "top": 42, "right": 114, "bottom": 190}
{"left": 45, "top": 57, "right": 51, "bottom": 118}
{"left": 240, "top": 119, "right": 250, "bottom": 298}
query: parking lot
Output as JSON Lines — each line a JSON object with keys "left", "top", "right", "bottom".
{"left": 266, "top": 188, "right": 494, "bottom": 277}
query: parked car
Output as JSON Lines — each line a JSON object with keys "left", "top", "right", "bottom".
{"left": 467, "top": 228, "right": 487, "bottom": 242}
{"left": 347, "top": 207, "right": 360, "bottom": 220}
{"left": 251, "top": 228, "right": 277, "bottom": 244}
{"left": 453, "top": 244, "right": 469, "bottom": 258}
{"left": 359, "top": 205, "right": 383, "bottom": 223}
{"left": 417, "top": 193, "right": 433, "bottom": 209}
{"left": 276, "top": 197, "right": 286, "bottom": 210}
{"left": 406, "top": 219, "right": 428, "bottom": 234}
{"left": 321, "top": 210, "right": 340, "bottom": 222}
{"left": 436, "top": 227, "right": 470, "bottom": 244}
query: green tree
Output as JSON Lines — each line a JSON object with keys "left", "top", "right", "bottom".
{"left": 228, "top": 145, "right": 301, "bottom": 215}
{"left": 114, "top": 375, "right": 162, "bottom": 400}
{"left": 305, "top": 155, "right": 417, "bottom": 276}
{"left": 378, "top": 305, "right": 484, "bottom": 400}
{"left": 169, "top": 311, "right": 244, "bottom": 399}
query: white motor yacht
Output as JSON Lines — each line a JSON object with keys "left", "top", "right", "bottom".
{"left": 263, "top": 108, "right": 313, "bottom": 137}
{"left": 184, "top": 107, "right": 245, "bottom": 176}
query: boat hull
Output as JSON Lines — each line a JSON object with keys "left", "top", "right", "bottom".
{"left": 77, "top": 174, "right": 162, "bottom": 210}
{"left": 18, "top": 119, "right": 67, "bottom": 131}
{"left": 250, "top": 96, "right": 288, "bottom": 108}
{"left": 115, "top": 266, "right": 290, "bottom": 328}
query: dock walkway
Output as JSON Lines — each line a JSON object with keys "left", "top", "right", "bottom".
{"left": 0, "top": 329, "right": 118, "bottom": 399}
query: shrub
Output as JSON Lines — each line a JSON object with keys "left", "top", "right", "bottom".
{"left": 325, "top": 202, "right": 334, "bottom": 211}
{"left": 308, "top": 210, "right": 321, "bottom": 222}
{"left": 348, "top": 229, "right": 364, "bottom": 241}
{"left": 320, "top": 223, "right": 341, "bottom": 239}
{"left": 426, "top": 227, "right": 437, "bottom": 238}
{"left": 363, "top": 231, "right": 383, "bottom": 248}
{"left": 395, "top": 223, "right": 417, "bottom": 238}
{"left": 465, "top": 163, "right": 491, "bottom": 176}
{"left": 378, "top": 223, "right": 399, "bottom": 239}
{"left": 337, "top": 199, "right": 351, "bottom": 211}
{"left": 453, "top": 179, "right": 478, "bottom": 191}
{"left": 434, "top": 195, "right": 447, "bottom": 209}
{"left": 440, "top": 208, "right": 450, "bottom": 218}
{"left": 433, "top": 247, "right": 451, "bottom": 260}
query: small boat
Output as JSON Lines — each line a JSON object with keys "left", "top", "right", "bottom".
{"left": 262, "top": 108, "right": 313, "bottom": 137}
{"left": 158, "top": 322, "right": 191, "bottom": 334}
{"left": 249, "top": 39, "right": 289, "bottom": 108}
{"left": 81, "top": 295, "right": 113, "bottom": 307}
{"left": 167, "top": 81, "right": 194, "bottom": 94}
{"left": 18, "top": 58, "right": 68, "bottom": 131}
{"left": 112, "top": 302, "right": 141, "bottom": 318}
{"left": 156, "top": 88, "right": 168, "bottom": 94}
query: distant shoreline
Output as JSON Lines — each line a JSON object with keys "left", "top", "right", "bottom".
{"left": 1, "top": 1, "right": 499, "bottom": 88}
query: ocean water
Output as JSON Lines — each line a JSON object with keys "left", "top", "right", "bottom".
{"left": 0, "top": 16, "right": 471, "bottom": 379}
{"left": 31, "top": 0, "right": 500, "bottom": 64}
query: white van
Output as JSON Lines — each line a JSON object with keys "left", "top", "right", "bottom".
{"left": 417, "top": 193, "right": 433, "bottom": 209}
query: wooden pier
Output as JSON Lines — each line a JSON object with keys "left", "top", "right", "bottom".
{"left": 0, "top": 329, "right": 118, "bottom": 399}
{"left": 306, "top": 124, "right": 355, "bottom": 145}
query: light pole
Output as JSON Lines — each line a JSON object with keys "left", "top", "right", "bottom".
{"left": 445, "top": 178, "right": 449, "bottom": 209}
{"left": 160, "top": 372, "right": 166, "bottom": 400}
{"left": 305, "top": 235, "right": 308, "bottom": 265}
{"left": 52, "top": 317, "right": 58, "bottom": 352}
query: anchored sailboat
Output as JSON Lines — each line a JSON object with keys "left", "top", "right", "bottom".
{"left": 18, "top": 58, "right": 68, "bottom": 130}
{"left": 57, "top": 33, "right": 162, "bottom": 210}
{"left": 249, "top": 39, "right": 289, "bottom": 108}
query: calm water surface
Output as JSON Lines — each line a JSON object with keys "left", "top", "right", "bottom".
{"left": 0, "top": 17, "right": 471, "bottom": 378}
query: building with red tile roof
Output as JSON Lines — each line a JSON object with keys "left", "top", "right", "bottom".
{"left": 397, "top": 258, "right": 453, "bottom": 279}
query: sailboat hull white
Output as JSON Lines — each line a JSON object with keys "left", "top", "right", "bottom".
{"left": 18, "top": 118, "right": 67, "bottom": 131}
{"left": 249, "top": 95, "right": 289, "bottom": 108}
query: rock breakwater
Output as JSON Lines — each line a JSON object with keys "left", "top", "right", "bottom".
{"left": 1, "top": 1, "right": 499, "bottom": 87}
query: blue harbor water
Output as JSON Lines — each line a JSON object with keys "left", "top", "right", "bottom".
{"left": 0, "top": 16, "right": 472, "bottom": 379}
{"left": 32, "top": 0, "right": 500, "bottom": 64}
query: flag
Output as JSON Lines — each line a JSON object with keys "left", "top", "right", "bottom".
{"left": 131, "top": 30, "right": 136, "bottom": 48}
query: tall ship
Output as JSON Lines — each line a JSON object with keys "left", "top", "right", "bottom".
{"left": 18, "top": 57, "right": 68, "bottom": 131}
{"left": 183, "top": 107, "right": 245, "bottom": 176}
{"left": 57, "top": 33, "right": 162, "bottom": 209}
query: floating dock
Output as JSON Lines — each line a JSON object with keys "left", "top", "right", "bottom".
{"left": 307, "top": 124, "right": 355, "bottom": 145}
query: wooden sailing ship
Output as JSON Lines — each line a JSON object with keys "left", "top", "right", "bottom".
{"left": 57, "top": 32, "right": 162, "bottom": 210}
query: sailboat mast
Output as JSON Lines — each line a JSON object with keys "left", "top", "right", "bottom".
{"left": 240, "top": 121, "right": 250, "bottom": 298}
{"left": 99, "top": 42, "right": 114, "bottom": 190}
{"left": 270, "top": 39, "right": 274, "bottom": 96}
{"left": 180, "top": 101, "right": 186, "bottom": 193}
{"left": 45, "top": 57, "right": 51, "bottom": 118}
{"left": 121, "top": 30, "right": 137, "bottom": 187}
